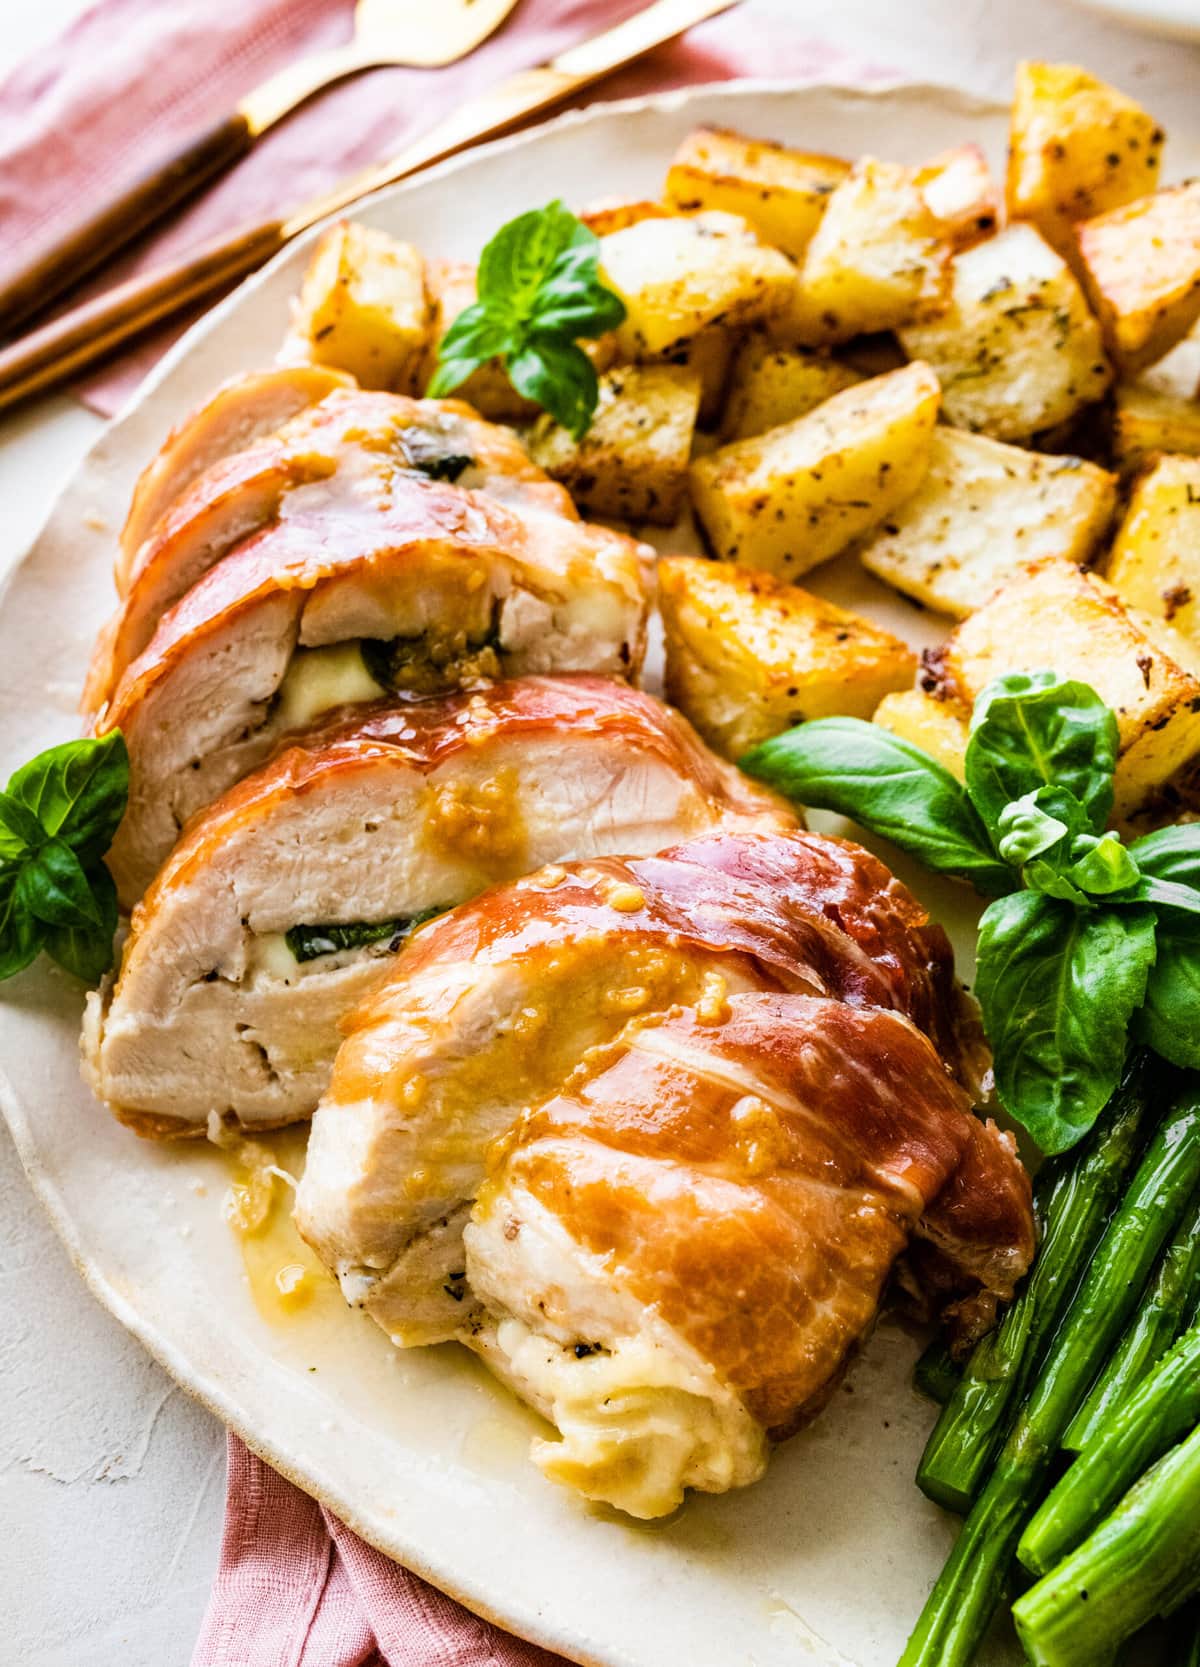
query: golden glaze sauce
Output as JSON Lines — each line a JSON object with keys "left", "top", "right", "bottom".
{"left": 222, "top": 1128, "right": 341, "bottom": 1328}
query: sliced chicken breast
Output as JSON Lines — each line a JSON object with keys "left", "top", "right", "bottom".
{"left": 96, "top": 485, "right": 650, "bottom": 905}
{"left": 89, "top": 388, "right": 577, "bottom": 712}
{"left": 117, "top": 366, "right": 355, "bottom": 592}
{"left": 296, "top": 829, "right": 1033, "bottom": 1517}
{"left": 83, "top": 677, "right": 790, "bottom": 1134}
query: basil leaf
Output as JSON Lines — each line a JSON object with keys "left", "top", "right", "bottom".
{"left": 1066, "top": 832, "right": 1141, "bottom": 897}
{"left": 476, "top": 199, "right": 589, "bottom": 320}
{"left": 740, "top": 718, "right": 1011, "bottom": 893}
{"left": 0, "top": 867, "right": 43, "bottom": 981}
{"left": 6, "top": 729, "right": 128, "bottom": 863}
{"left": 0, "top": 789, "right": 46, "bottom": 862}
{"left": 1129, "top": 823, "right": 1200, "bottom": 887}
{"left": 975, "top": 890, "right": 1157, "bottom": 1153}
{"left": 43, "top": 864, "right": 118, "bottom": 984}
{"left": 508, "top": 336, "right": 599, "bottom": 442}
{"left": 16, "top": 838, "right": 105, "bottom": 929}
{"left": 1023, "top": 860, "right": 1091, "bottom": 906}
{"left": 966, "top": 672, "right": 1118, "bottom": 837}
{"left": 1135, "top": 920, "right": 1200, "bottom": 1068}
{"left": 996, "top": 790, "right": 1072, "bottom": 866}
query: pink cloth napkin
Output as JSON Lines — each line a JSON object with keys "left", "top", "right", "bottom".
{"left": 0, "top": 0, "right": 891, "bottom": 416}
{"left": 7, "top": 5, "right": 890, "bottom": 1662}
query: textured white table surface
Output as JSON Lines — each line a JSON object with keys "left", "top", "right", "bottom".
{"left": 3, "top": 2, "right": 1200, "bottom": 1663}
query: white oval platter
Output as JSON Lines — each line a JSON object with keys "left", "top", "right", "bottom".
{"left": 2, "top": 78, "right": 1167, "bottom": 1667}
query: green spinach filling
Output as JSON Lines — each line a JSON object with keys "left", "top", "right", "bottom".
{"left": 284, "top": 905, "right": 447, "bottom": 963}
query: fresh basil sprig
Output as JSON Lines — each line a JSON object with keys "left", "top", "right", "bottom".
{"left": 0, "top": 731, "right": 128, "bottom": 984}
{"left": 427, "top": 200, "right": 626, "bottom": 440}
{"left": 741, "top": 672, "right": 1200, "bottom": 1154}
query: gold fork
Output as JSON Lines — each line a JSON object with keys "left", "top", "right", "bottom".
{"left": 0, "top": 0, "right": 521, "bottom": 333}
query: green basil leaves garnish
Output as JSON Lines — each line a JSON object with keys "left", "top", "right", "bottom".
{"left": 0, "top": 731, "right": 127, "bottom": 986}
{"left": 427, "top": 201, "right": 626, "bottom": 440}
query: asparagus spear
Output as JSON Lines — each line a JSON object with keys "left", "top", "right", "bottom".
{"left": 914, "top": 1337, "right": 961, "bottom": 1405}
{"left": 1063, "top": 1186, "right": 1200, "bottom": 1453}
{"left": 899, "top": 1083, "right": 1200, "bottom": 1667}
{"left": 1011, "top": 1423, "right": 1200, "bottom": 1667}
{"left": 1018, "top": 1320, "right": 1200, "bottom": 1576}
{"left": 916, "top": 1056, "right": 1156, "bottom": 1513}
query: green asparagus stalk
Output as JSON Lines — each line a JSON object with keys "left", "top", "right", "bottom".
{"left": 1018, "top": 1320, "right": 1200, "bottom": 1577}
{"left": 1063, "top": 1186, "right": 1200, "bottom": 1453}
{"left": 916, "top": 1055, "right": 1156, "bottom": 1513}
{"left": 899, "top": 1083, "right": 1200, "bottom": 1667}
{"left": 1012, "top": 1423, "right": 1200, "bottom": 1667}
{"left": 914, "top": 1337, "right": 962, "bottom": 1405}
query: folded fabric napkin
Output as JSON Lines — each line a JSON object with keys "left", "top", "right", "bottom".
{"left": 0, "top": 0, "right": 889, "bottom": 416}
{"left": 7, "top": 4, "right": 888, "bottom": 1661}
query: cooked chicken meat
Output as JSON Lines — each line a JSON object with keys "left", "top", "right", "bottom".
{"left": 83, "top": 678, "right": 789, "bottom": 1134}
{"left": 296, "top": 830, "right": 1033, "bottom": 1516}
{"left": 89, "top": 386, "right": 579, "bottom": 711}
{"left": 95, "top": 479, "right": 649, "bottom": 905}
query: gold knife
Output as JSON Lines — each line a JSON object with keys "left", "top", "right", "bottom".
{"left": 0, "top": 0, "right": 742, "bottom": 413}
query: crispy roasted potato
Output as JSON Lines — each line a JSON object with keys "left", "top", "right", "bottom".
{"left": 930, "top": 560, "right": 1200, "bottom": 822}
{"left": 720, "top": 338, "right": 861, "bottom": 441}
{"left": 918, "top": 143, "right": 1001, "bottom": 248}
{"left": 899, "top": 222, "right": 1112, "bottom": 442}
{"left": 1006, "top": 62, "right": 1164, "bottom": 263}
{"left": 577, "top": 198, "right": 676, "bottom": 236}
{"left": 788, "top": 158, "right": 951, "bottom": 343}
{"left": 688, "top": 361, "right": 941, "bottom": 577}
{"left": 657, "top": 325, "right": 735, "bottom": 427}
{"left": 663, "top": 125, "right": 850, "bottom": 261}
{"left": 873, "top": 688, "right": 970, "bottom": 779}
{"left": 599, "top": 213, "right": 796, "bottom": 358}
{"left": 1113, "top": 381, "right": 1200, "bottom": 472}
{"left": 288, "top": 221, "right": 430, "bottom": 392}
{"left": 1077, "top": 182, "right": 1200, "bottom": 374}
{"left": 857, "top": 428, "right": 1117, "bottom": 617}
{"left": 1104, "top": 455, "right": 1200, "bottom": 656}
{"left": 524, "top": 364, "right": 701, "bottom": 525}
{"left": 659, "top": 555, "right": 916, "bottom": 758}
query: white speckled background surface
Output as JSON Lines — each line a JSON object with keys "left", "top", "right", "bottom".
{"left": 2, "top": 2, "right": 1200, "bottom": 1662}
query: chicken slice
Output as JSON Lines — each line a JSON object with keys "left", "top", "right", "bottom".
{"left": 89, "top": 388, "right": 577, "bottom": 712}
{"left": 96, "top": 485, "right": 650, "bottom": 905}
{"left": 82, "top": 677, "right": 790, "bottom": 1134}
{"left": 116, "top": 366, "right": 355, "bottom": 593}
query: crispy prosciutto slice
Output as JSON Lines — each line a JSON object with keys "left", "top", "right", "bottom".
{"left": 296, "top": 830, "right": 1033, "bottom": 1516}
{"left": 90, "top": 387, "right": 578, "bottom": 711}
{"left": 83, "top": 678, "right": 786, "bottom": 1135}
{"left": 96, "top": 479, "right": 649, "bottom": 905}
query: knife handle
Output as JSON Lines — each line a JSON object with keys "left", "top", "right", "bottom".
{"left": 0, "top": 113, "right": 255, "bottom": 336}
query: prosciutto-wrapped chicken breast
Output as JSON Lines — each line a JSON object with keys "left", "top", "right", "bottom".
{"left": 83, "top": 679, "right": 786, "bottom": 1135}
{"left": 95, "top": 476, "right": 649, "bottom": 905}
{"left": 91, "top": 386, "right": 578, "bottom": 711}
{"left": 296, "top": 830, "right": 1032, "bottom": 1517}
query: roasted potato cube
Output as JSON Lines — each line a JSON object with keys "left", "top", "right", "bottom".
{"left": 599, "top": 213, "right": 796, "bottom": 357}
{"left": 789, "top": 158, "right": 952, "bottom": 343}
{"left": 421, "top": 259, "right": 616, "bottom": 422}
{"left": 688, "top": 361, "right": 941, "bottom": 577}
{"left": 524, "top": 364, "right": 701, "bottom": 525}
{"left": 918, "top": 144, "right": 1000, "bottom": 248}
{"left": 873, "top": 688, "right": 969, "bottom": 779}
{"left": 720, "top": 338, "right": 861, "bottom": 441}
{"left": 657, "top": 326, "right": 734, "bottom": 427}
{"left": 1105, "top": 455, "right": 1200, "bottom": 656}
{"left": 664, "top": 125, "right": 850, "bottom": 261}
{"left": 289, "top": 221, "right": 430, "bottom": 392}
{"left": 659, "top": 555, "right": 917, "bottom": 759}
{"left": 1113, "top": 382, "right": 1200, "bottom": 472}
{"left": 899, "top": 222, "right": 1112, "bottom": 441}
{"left": 1077, "top": 182, "right": 1200, "bottom": 374}
{"left": 1006, "top": 62, "right": 1164, "bottom": 263}
{"left": 936, "top": 560, "right": 1200, "bottom": 822}
{"left": 857, "top": 428, "right": 1117, "bottom": 617}
{"left": 578, "top": 198, "right": 676, "bottom": 236}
